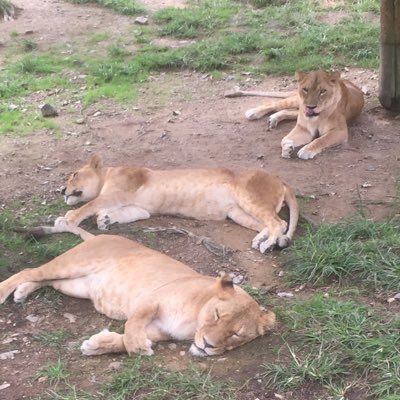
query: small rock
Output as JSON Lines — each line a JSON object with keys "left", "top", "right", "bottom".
{"left": 394, "top": 293, "right": 400, "bottom": 299}
{"left": 179, "top": 351, "right": 185, "bottom": 356}
{"left": 278, "top": 270, "right": 284, "bottom": 277}
{"left": 172, "top": 110, "right": 180, "bottom": 116}
{"left": 92, "top": 111, "right": 102, "bottom": 117}
{"left": 277, "top": 292, "right": 294, "bottom": 298}
{"left": 232, "top": 275, "right": 244, "bottom": 285}
{"left": 26, "top": 314, "right": 40, "bottom": 323}
{"left": 0, "top": 383, "right": 11, "bottom": 390}
{"left": 135, "top": 16, "right": 148, "bottom": 25}
{"left": 108, "top": 361, "right": 122, "bottom": 371}
{"left": 63, "top": 313, "right": 77, "bottom": 323}
{"left": 256, "top": 154, "right": 264, "bottom": 160}
{"left": 361, "top": 182, "right": 372, "bottom": 188}
{"left": 168, "top": 343, "right": 177, "bottom": 350}
{"left": 0, "top": 350, "right": 20, "bottom": 360}
{"left": 75, "top": 118, "right": 85, "bottom": 124}
{"left": 40, "top": 103, "right": 58, "bottom": 117}
{"left": 38, "top": 376, "right": 47, "bottom": 383}
{"left": 388, "top": 297, "right": 396, "bottom": 303}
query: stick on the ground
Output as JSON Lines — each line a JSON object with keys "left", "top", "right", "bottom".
{"left": 142, "top": 226, "right": 234, "bottom": 257}
{"left": 224, "top": 86, "right": 296, "bottom": 98}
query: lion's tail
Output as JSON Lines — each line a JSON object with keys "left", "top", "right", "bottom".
{"left": 278, "top": 185, "right": 299, "bottom": 248}
{"left": 18, "top": 218, "right": 94, "bottom": 242}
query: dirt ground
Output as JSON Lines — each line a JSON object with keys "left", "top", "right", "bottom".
{"left": 0, "top": 0, "right": 400, "bottom": 399}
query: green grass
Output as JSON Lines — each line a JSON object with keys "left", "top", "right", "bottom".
{"left": 154, "top": 0, "right": 238, "bottom": 39}
{"left": 38, "top": 359, "right": 70, "bottom": 385}
{"left": 264, "top": 295, "right": 400, "bottom": 399}
{"left": 283, "top": 218, "right": 400, "bottom": 292}
{"left": 0, "top": 205, "right": 80, "bottom": 280}
{"left": 0, "top": 109, "right": 59, "bottom": 135}
{"left": 67, "top": 0, "right": 144, "bottom": 15}
{"left": 34, "top": 330, "right": 71, "bottom": 347}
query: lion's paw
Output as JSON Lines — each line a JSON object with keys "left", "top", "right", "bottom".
{"left": 259, "top": 239, "right": 277, "bottom": 253}
{"left": 96, "top": 211, "right": 111, "bottom": 231}
{"left": 13, "top": 283, "right": 38, "bottom": 303}
{"left": 297, "top": 146, "right": 317, "bottom": 160}
{"left": 245, "top": 108, "right": 263, "bottom": 121}
{"left": 281, "top": 139, "right": 294, "bottom": 159}
{"left": 81, "top": 329, "right": 122, "bottom": 356}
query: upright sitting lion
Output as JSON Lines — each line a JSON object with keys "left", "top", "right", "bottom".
{"left": 241, "top": 70, "right": 364, "bottom": 159}
{"left": 36, "top": 155, "right": 299, "bottom": 253}
{"left": 0, "top": 222, "right": 276, "bottom": 357}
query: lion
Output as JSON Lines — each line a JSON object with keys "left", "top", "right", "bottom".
{"left": 0, "top": 220, "right": 276, "bottom": 357}
{"left": 230, "top": 70, "right": 364, "bottom": 159}
{"left": 35, "top": 155, "right": 299, "bottom": 253}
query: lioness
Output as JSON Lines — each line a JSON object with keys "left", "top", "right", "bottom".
{"left": 243, "top": 70, "right": 364, "bottom": 159}
{"left": 0, "top": 221, "right": 276, "bottom": 357}
{"left": 39, "top": 155, "right": 298, "bottom": 253}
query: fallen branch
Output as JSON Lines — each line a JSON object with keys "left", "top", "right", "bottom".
{"left": 142, "top": 226, "right": 234, "bottom": 257}
{"left": 224, "top": 86, "right": 296, "bottom": 98}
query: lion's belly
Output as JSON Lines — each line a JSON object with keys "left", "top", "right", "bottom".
{"left": 132, "top": 184, "right": 236, "bottom": 220}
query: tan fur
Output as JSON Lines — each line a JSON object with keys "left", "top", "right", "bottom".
{"left": 0, "top": 230, "right": 276, "bottom": 357}
{"left": 245, "top": 70, "right": 364, "bottom": 159}
{"left": 55, "top": 155, "right": 299, "bottom": 253}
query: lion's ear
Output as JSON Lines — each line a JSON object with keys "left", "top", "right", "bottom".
{"left": 295, "top": 71, "right": 305, "bottom": 81}
{"left": 258, "top": 310, "right": 276, "bottom": 335}
{"left": 89, "top": 154, "right": 103, "bottom": 170}
{"left": 215, "top": 272, "right": 234, "bottom": 300}
{"left": 329, "top": 70, "right": 341, "bottom": 82}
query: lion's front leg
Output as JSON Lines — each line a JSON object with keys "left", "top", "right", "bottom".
{"left": 96, "top": 205, "right": 150, "bottom": 230}
{"left": 122, "top": 305, "right": 159, "bottom": 356}
{"left": 297, "top": 126, "right": 348, "bottom": 160}
{"left": 281, "top": 124, "right": 313, "bottom": 159}
{"left": 81, "top": 329, "right": 126, "bottom": 356}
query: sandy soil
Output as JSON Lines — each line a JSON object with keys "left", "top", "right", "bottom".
{"left": 0, "top": 0, "right": 399, "bottom": 399}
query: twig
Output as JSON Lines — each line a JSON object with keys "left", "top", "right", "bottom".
{"left": 142, "top": 226, "right": 234, "bottom": 257}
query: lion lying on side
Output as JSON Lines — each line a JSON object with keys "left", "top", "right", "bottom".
{"left": 230, "top": 70, "right": 364, "bottom": 160}
{"left": 0, "top": 221, "right": 276, "bottom": 357}
{"left": 37, "top": 155, "right": 299, "bottom": 253}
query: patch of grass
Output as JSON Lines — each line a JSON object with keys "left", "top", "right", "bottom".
{"left": 0, "top": 109, "right": 59, "bottom": 135}
{"left": 38, "top": 359, "right": 70, "bottom": 385}
{"left": 87, "top": 32, "right": 112, "bottom": 44}
{"left": 14, "top": 55, "right": 61, "bottom": 74}
{"left": 283, "top": 218, "right": 400, "bottom": 292}
{"left": 0, "top": 0, "right": 14, "bottom": 17}
{"left": 34, "top": 329, "right": 70, "bottom": 347}
{"left": 21, "top": 39, "right": 38, "bottom": 52}
{"left": 0, "top": 206, "right": 80, "bottom": 280}
{"left": 154, "top": 1, "right": 238, "bottom": 39}
{"left": 107, "top": 43, "right": 130, "bottom": 59}
{"left": 67, "top": 0, "right": 144, "bottom": 15}
{"left": 103, "top": 357, "right": 236, "bottom": 399}
{"left": 265, "top": 295, "right": 400, "bottom": 399}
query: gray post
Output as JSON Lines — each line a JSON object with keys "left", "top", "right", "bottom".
{"left": 379, "top": 0, "right": 400, "bottom": 110}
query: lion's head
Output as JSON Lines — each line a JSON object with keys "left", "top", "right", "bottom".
{"left": 296, "top": 70, "right": 342, "bottom": 118}
{"left": 62, "top": 155, "right": 103, "bottom": 206}
{"left": 190, "top": 274, "right": 276, "bottom": 356}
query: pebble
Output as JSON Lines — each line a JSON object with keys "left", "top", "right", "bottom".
{"left": 277, "top": 292, "right": 294, "bottom": 298}
{"left": 135, "top": 16, "right": 148, "bottom": 25}
{"left": 40, "top": 103, "right": 58, "bottom": 117}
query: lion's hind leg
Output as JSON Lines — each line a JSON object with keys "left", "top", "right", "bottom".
{"left": 227, "top": 206, "right": 264, "bottom": 232}
{"left": 13, "top": 282, "right": 44, "bottom": 303}
{"left": 251, "top": 217, "right": 288, "bottom": 253}
{"left": 81, "top": 329, "right": 126, "bottom": 356}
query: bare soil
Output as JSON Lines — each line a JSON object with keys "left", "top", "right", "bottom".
{"left": 0, "top": 1, "right": 400, "bottom": 399}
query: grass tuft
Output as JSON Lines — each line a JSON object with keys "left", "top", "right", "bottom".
{"left": 284, "top": 218, "right": 400, "bottom": 292}
{"left": 265, "top": 295, "right": 400, "bottom": 398}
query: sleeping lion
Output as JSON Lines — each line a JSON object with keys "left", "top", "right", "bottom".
{"left": 0, "top": 221, "right": 276, "bottom": 357}
{"left": 37, "top": 155, "right": 299, "bottom": 253}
